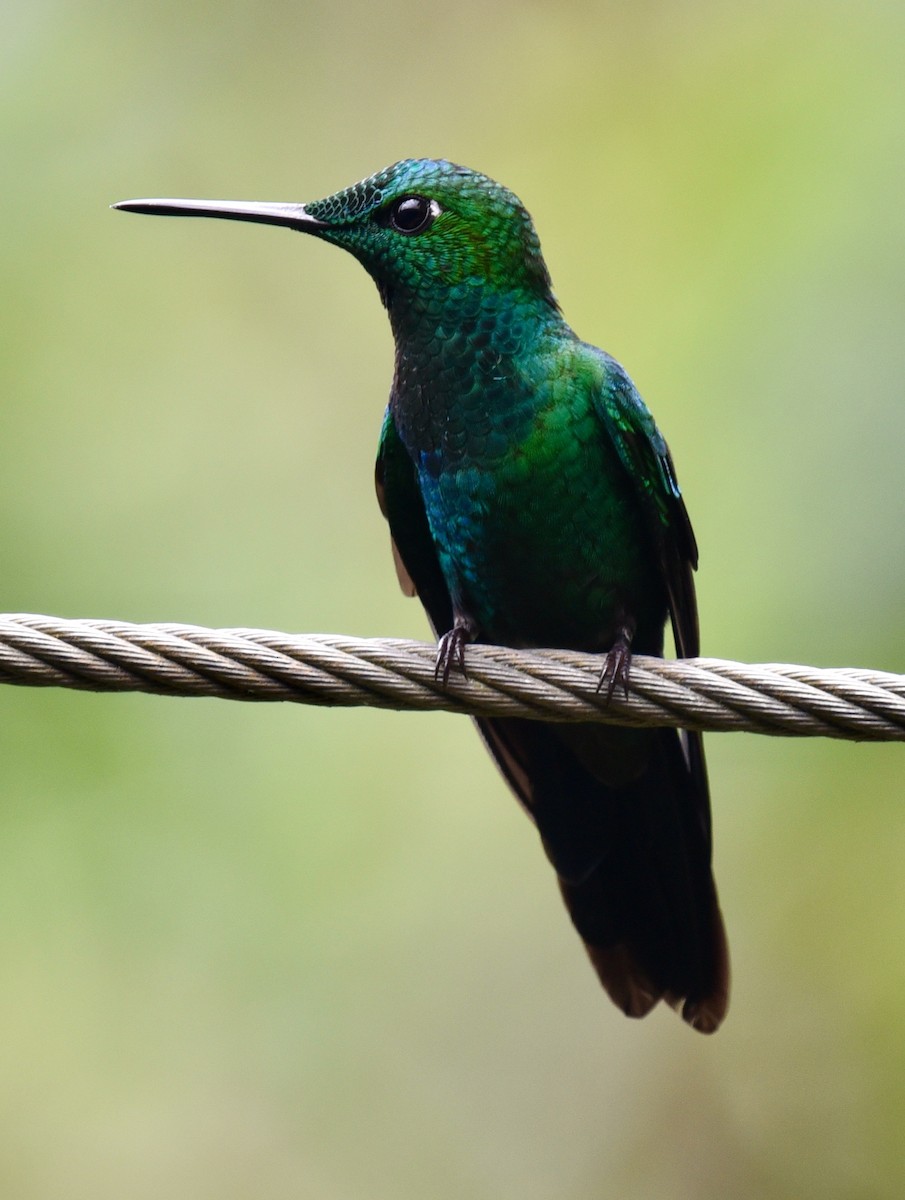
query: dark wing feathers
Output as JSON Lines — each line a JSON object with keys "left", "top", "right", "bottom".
{"left": 375, "top": 406, "right": 452, "bottom": 632}
{"left": 592, "top": 364, "right": 699, "bottom": 658}
{"left": 591, "top": 364, "right": 712, "bottom": 845}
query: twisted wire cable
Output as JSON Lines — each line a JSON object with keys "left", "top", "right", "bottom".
{"left": 0, "top": 613, "right": 903, "bottom": 741}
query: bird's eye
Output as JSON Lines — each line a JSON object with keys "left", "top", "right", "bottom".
{"left": 387, "top": 195, "right": 438, "bottom": 234}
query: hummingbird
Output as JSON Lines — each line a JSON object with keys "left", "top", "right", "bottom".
{"left": 115, "top": 159, "right": 729, "bottom": 1032}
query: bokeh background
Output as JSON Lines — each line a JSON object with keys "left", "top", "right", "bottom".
{"left": 2, "top": 2, "right": 905, "bottom": 1196}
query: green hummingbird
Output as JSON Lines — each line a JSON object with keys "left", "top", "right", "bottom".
{"left": 115, "top": 159, "right": 729, "bottom": 1032}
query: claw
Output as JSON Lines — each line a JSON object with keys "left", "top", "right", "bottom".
{"left": 596, "top": 616, "right": 636, "bottom": 703}
{"left": 598, "top": 643, "right": 631, "bottom": 701}
{"left": 435, "top": 626, "right": 469, "bottom": 684}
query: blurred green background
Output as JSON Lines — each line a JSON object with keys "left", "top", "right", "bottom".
{"left": 2, "top": 1, "right": 904, "bottom": 1196}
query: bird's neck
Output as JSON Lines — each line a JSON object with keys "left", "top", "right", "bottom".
{"left": 384, "top": 283, "right": 570, "bottom": 460}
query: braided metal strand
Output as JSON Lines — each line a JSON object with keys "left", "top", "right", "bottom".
{"left": 0, "top": 613, "right": 903, "bottom": 741}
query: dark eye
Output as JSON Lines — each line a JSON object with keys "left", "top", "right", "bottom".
{"left": 387, "top": 195, "right": 437, "bottom": 234}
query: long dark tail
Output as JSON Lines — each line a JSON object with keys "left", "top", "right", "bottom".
{"left": 477, "top": 716, "right": 729, "bottom": 1033}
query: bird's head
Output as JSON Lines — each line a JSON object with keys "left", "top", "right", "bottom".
{"left": 115, "top": 159, "right": 558, "bottom": 317}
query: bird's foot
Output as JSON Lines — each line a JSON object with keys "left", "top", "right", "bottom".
{"left": 597, "top": 617, "right": 637, "bottom": 703}
{"left": 435, "top": 616, "right": 478, "bottom": 685}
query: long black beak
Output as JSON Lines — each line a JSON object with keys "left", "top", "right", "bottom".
{"left": 112, "top": 197, "right": 328, "bottom": 232}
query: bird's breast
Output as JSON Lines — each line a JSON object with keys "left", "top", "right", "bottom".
{"left": 413, "top": 395, "right": 665, "bottom": 650}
